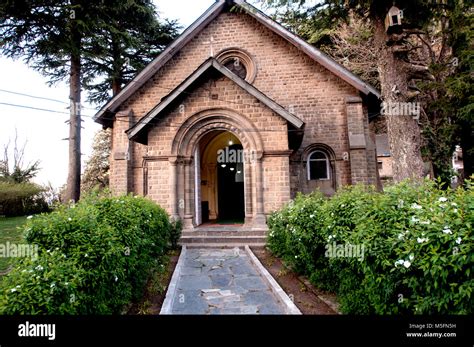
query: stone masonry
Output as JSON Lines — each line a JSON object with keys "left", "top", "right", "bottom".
{"left": 102, "top": 4, "right": 379, "bottom": 230}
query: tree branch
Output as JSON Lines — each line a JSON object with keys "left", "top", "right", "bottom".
{"left": 404, "top": 62, "right": 435, "bottom": 80}
{"left": 403, "top": 28, "right": 427, "bottom": 36}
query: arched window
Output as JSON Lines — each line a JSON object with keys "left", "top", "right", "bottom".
{"left": 307, "top": 150, "right": 330, "bottom": 180}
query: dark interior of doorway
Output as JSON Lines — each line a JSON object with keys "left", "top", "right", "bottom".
{"left": 217, "top": 144, "right": 245, "bottom": 224}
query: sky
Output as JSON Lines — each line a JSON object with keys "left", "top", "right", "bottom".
{"left": 0, "top": 0, "right": 215, "bottom": 188}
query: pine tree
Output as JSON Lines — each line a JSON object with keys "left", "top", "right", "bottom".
{"left": 82, "top": 0, "right": 179, "bottom": 104}
{"left": 0, "top": 1, "right": 179, "bottom": 200}
{"left": 1, "top": 0, "right": 94, "bottom": 201}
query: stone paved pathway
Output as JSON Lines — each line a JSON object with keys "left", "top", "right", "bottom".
{"left": 164, "top": 248, "right": 288, "bottom": 314}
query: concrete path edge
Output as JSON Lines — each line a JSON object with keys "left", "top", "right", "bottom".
{"left": 160, "top": 245, "right": 187, "bottom": 314}
{"left": 244, "top": 246, "right": 301, "bottom": 315}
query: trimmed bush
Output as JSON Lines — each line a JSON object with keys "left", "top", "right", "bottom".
{"left": 0, "top": 181, "right": 49, "bottom": 217}
{"left": 268, "top": 180, "right": 474, "bottom": 314}
{"left": 0, "top": 194, "right": 179, "bottom": 314}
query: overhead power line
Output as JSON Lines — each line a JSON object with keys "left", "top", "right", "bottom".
{"left": 0, "top": 88, "right": 98, "bottom": 111}
{"left": 0, "top": 88, "right": 68, "bottom": 105}
{"left": 0, "top": 102, "right": 70, "bottom": 115}
{"left": 0, "top": 101, "right": 100, "bottom": 120}
{"left": 0, "top": 100, "right": 301, "bottom": 133}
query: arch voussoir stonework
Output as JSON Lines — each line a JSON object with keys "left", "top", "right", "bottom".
{"left": 171, "top": 108, "right": 263, "bottom": 158}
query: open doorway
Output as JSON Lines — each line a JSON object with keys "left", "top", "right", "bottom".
{"left": 217, "top": 143, "right": 245, "bottom": 222}
{"left": 199, "top": 131, "right": 245, "bottom": 225}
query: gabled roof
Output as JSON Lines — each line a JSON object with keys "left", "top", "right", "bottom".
{"left": 94, "top": 0, "right": 380, "bottom": 126}
{"left": 126, "top": 58, "right": 304, "bottom": 144}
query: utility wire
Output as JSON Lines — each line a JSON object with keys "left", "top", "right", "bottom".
{"left": 0, "top": 101, "right": 99, "bottom": 120}
{"left": 0, "top": 102, "right": 70, "bottom": 115}
{"left": 0, "top": 88, "right": 98, "bottom": 111}
{"left": 0, "top": 100, "right": 299, "bottom": 133}
{"left": 0, "top": 88, "right": 67, "bottom": 105}
{"left": 0, "top": 77, "right": 303, "bottom": 123}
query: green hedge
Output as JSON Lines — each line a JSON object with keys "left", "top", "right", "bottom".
{"left": 0, "top": 181, "right": 49, "bottom": 217}
{"left": 268, "top": 180, "right": 474, "bottom": 314}
{"left": 0, "top": 194, "right": 180, "bottom": 314}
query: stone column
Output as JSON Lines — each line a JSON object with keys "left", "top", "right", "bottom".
{"left": 208, "top": 163, "right": 217, "bottom": 220}
{"left": 169, "top": 156, "right": 179, "bottom": 221}
{"left": 194, "top": 149, "right": 202, "bottom": 226}
{"left": 182, "top": 158, "right": 194, "bottom": 230}
{"left": 243, "top": 159, "right": 253, "bottom": 227}
{"left": 253, "top": 152, "right": 266, "bottom": 228}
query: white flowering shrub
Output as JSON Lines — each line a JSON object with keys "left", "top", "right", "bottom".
{"left": 384, "top": 180, "right": 473, "bottom": 314}
{"left": 0, "top": 194, "right": 177, "bottom": 314}
{"left": 267, "top": 179, "right": 474, "bottom": 314}
{"left": 267, "top": 191, "right": 328, "bottom": 275}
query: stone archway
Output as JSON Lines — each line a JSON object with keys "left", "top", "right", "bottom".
{"left": 170, "top": 108, "right": 265, "bottom": 230}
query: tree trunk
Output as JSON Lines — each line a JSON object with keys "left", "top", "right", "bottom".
{"left": 111, "top": 33, "right": 123, "bottom": 96}
{"left": 65, "top": 38, "right": 82, "bottom": 202}
{"left": 374, "top": 20, "right": 425, "bottom": 182}
{"left": 112, "top": 78, "right": 122, "bottom": 96}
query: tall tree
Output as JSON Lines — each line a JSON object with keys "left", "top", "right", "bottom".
{"left": 445, "top": 3, "right": 473, "bottom": 180}
{"left": 1, "top": 0, "right": 101, "bottom": 202}
{"left": 82, "top": 0, "right": 179, "bottom": 104}
{"left": 266, "top": 0, "right": 471, "bottom": 182}
{"left": 1, "top": 1, "right": 179, "bottom": 201}
{"left": 320, "top": 14, "right": 380, "bottom": 89}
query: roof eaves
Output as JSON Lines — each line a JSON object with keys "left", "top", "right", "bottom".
{"left": 126, "top": 58, "right": 215, "bottom": 141}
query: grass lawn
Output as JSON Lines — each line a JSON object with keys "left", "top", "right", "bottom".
{"left": 0, "top": 216, "right": 27, "bottom": 275}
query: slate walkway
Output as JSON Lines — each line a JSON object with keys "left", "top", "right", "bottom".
{"left": 163, "top": 248, "right": 287, "bottom": 314}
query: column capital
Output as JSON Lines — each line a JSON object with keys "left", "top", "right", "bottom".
{"left": 246, "top": 150, "right": 263, "bottom": 164}
{"left": 182, "top": 157, "right": 193, "bottom": 166}
{"left": 168, "top": 156, "right": 179, "bottom": 165}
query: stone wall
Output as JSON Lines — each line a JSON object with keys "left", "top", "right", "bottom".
{"left": 108, "top": 10, "right": 377, "bottom": 220}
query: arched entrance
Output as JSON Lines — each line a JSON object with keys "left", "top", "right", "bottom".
{"left": 170, "top": 108, "right": 266, "bottom": 230}
{"left": 199, "top": 131, "right": 245, "bottom": 224}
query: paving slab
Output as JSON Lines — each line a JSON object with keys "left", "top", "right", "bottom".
{"left": 161, "top": 247, "right": 297, "bottom": 315}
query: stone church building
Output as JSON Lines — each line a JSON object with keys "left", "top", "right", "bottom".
{"left": 94, "top": 0, "right": 380, "bottom": 232}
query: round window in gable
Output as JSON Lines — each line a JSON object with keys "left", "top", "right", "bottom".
{"left": 223, "top": 57, "right": 247, "bottom": 80}
{"left": 216, "top": 49, "right": 257, "bottom": 83}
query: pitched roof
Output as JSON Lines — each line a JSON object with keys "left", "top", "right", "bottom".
{"left": 94, "top": 0, "right": 380, "bottom": 125}
{"left": 126, "top": 58, "right": 304, "bottom": 144}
